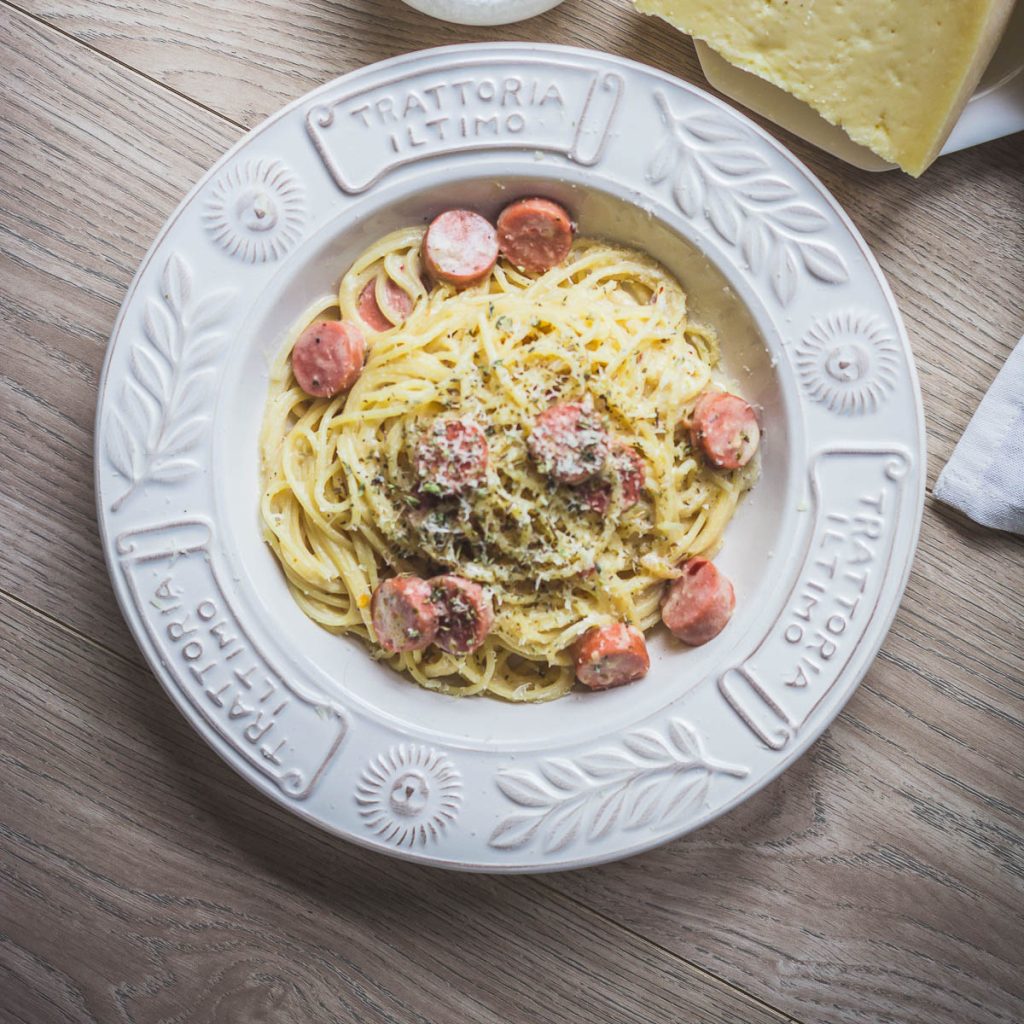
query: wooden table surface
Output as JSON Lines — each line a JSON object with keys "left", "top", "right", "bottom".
{"left": 2, "top": 1, "right": 1022, "bottom": 1021}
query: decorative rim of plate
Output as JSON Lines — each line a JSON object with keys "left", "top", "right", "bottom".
{"left": 94, "top": 43, "right": 925, "bottom": 872}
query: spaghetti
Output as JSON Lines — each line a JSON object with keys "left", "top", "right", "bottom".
{"left": 259, "top": 226, "right": 755, "bottom": 701}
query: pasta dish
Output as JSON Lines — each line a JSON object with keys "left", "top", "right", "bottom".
{"left": 260, "top": 198, "right": 760, "bottom": 701}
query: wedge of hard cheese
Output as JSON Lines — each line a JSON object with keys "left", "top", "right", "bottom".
{"left": 634, "top": 0, "right": 1016, "bottom": 176}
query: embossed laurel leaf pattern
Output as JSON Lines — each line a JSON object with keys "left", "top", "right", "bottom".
{"left": 489, "top": 719, "right": 748, "bottom": 853}
{"left": 106, "top": 254, "right": 235, "bottom": 511}
{"left": 648, "top": 91, "right": 849, "bottom": 306}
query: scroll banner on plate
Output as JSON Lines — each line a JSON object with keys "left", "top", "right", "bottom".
{"left": 719, "top": 448, "right": 910, "bottom": 750}
{"left": 306, "top": 58, "right": 623, "bottom": 193}
{"left": 117, "top": 519, "right": 347, "bottom": 799}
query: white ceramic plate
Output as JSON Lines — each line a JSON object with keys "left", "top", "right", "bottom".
{"left": 95, "top": 44, "right": 925, "bottom": 871}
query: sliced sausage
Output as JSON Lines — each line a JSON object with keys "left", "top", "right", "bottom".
{"left": 690, "top": 390, "right": 760, "bottom": 470}
{"left": 414, "top": 419, "right": 489, "bottom": 498}
{"left": 370, "top": 576, "right": 439, "bottom": 654}
{"left": 582, "top": 443, "right": 646, "bottom": 514}
{"left": 574, "top": 623, "right": 650, "bottom": 690}
{"left": 660, "top": 557, "right": 735, "bottom": 646}
{"left": 291, "top": 319, "right": 366, "bottom": 398}
{"left": 428, "top": 575, "right": 494, "bottom": 655}
{"left": 496, "top": 197, "right": 574, "bottom": 274}
{"left": 528, "top": 401, "right": 610, "bottom": 485}
{"left": 581, "top": 484, "right": 611, "bottom": 516}
{"left": 357, "top": 276, "right": 414, "bottom": 332}
{"left": 614, "top": 444, "right": 647, "bottom": 508}
{"left": 422, "top": 209, "right": 498, "bottom": 287}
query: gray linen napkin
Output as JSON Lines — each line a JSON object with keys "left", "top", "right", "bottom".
{"left": 934, "top": 335, "right": 1024, "bottom": 535}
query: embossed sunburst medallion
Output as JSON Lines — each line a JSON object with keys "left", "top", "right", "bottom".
{"left": 795, "top": 310, "right": 899, "bottom": 414}
{"left": 356, "top": 745, "right": 462, "bottom": 847}
{"left": 203, "top": 158, "right": 305, "bottom": 263}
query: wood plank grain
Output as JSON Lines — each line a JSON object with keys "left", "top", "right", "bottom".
{"left": 13, "top": 0, "right": 1024, "bottom": 425}
{"left": 1, "top": 2, "right": 1023, "bottom": 1023}
{"left": 0, "top": 591, "right": 793, "bottom": 1024}
{"left": 11, "top": 0, "right": 713, "bottom": 129}
{"left": 0, "top": 3, "right": 240, "bottom": 659}
{"left": 543, "top": 641, "right": 1024, "bottom": 1023}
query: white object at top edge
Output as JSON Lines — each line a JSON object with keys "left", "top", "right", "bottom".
{"left": 402, "top": 0, "right": 566, "bottom": 26}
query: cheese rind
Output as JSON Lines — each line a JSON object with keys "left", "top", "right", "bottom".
{"left": 635, "top": 0, "right": 1015, "bottom": 176}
